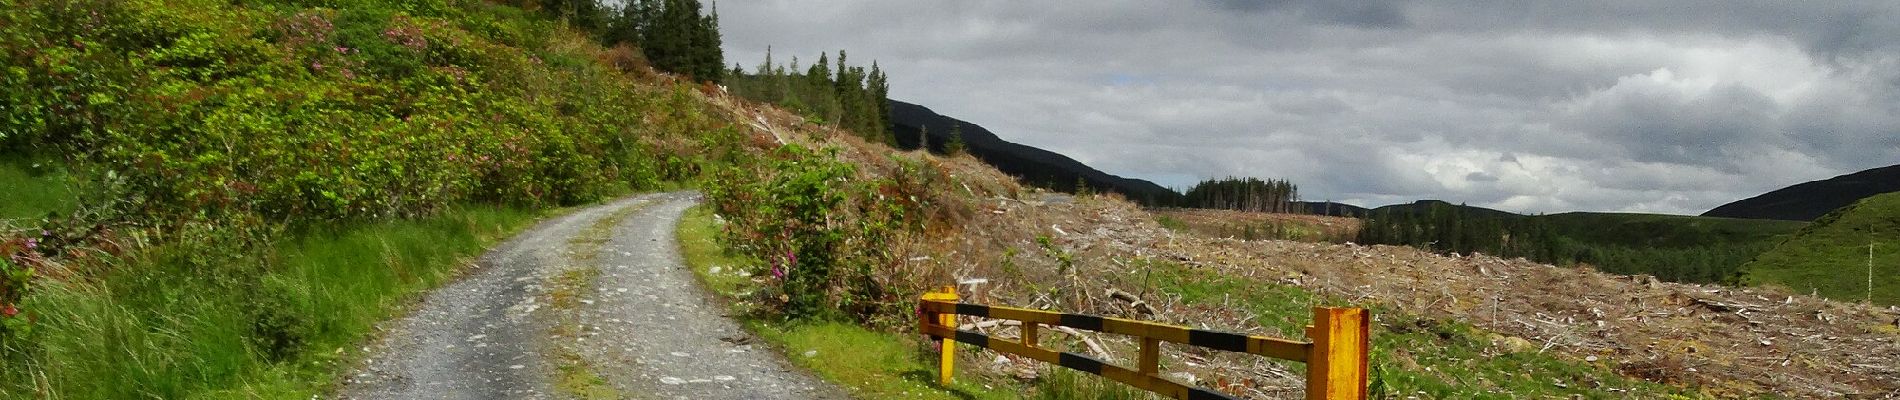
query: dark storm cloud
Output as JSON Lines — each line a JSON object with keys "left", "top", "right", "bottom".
{"left": 717, "top": 1, "right": 1900, "bottom": 214}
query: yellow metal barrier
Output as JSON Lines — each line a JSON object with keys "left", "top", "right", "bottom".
{"left": 918, "top": 287, "right": 1369, "bottom": 400}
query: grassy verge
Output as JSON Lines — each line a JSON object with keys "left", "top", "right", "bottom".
{"left": 7, "top": 205, "right": 544, "bottom": 398}
{"left": 1145, "top": 262, "right": 1704, "bottom": 399}
{"left": 678, "top": 205, "right": 1052, "bottom": 399}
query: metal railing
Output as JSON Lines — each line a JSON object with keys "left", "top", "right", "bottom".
{"left": 919, "top": 286, "right": 1368, "bottom": 400}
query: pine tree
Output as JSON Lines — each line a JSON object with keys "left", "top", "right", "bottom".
{"left": 945, "top": 123, "right": 966, "bottom": 155}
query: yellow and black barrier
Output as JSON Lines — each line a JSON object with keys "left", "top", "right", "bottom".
{"left": 918, "top": 286, "right": 1369, "bottom": 400}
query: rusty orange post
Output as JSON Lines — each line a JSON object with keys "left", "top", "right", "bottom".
{"left": 920, "top": 285, "right": 959, "bottom": 386}
{"left": 1305, "top": 307, "right": 1370, "bottom": 400}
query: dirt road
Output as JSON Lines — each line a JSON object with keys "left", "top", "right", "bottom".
{"left": 339, "top": 192, "right": 846, "bottom": 399}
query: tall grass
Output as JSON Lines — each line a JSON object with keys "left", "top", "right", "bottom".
{"left": 6, "top": 205, "right": 540, "bottom": 398}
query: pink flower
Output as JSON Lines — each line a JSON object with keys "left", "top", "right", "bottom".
{"left": 23, "top": 239, "right": 36, "bottom": 250}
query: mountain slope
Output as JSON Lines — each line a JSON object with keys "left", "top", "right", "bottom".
{"left": 1741, "top": 192, "right": 1900, "bottom": 305}
{"left": 1703, "top": 164, "right": 1900, "bottom": 221}
{"left": 887, "top": 100, "right": 1182, "bottom": 205}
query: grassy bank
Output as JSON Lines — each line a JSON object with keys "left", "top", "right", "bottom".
{"left": 1742, "top": 192, "right": 1900, "bottom": 305}
{"left": 5, "top": 205, "right": 543, "bottom": 398}
{"left": 0, "top": 158, "right": 76, "bottom": 222}
{"left": 677, "top": 205, "right": 1152, "bottom": 399}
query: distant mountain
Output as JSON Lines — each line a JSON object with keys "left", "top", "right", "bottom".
{"left": 1369, "top": 200, "right": 1518, "bottom": 219}
{"left": 1704, "top": 164, "right": 1900, "bottom": 221}
{"left": 887, "top": 100, "right": 1183, "bottom": 205}
{"left": 1290, "top": 201, "right": 1369, "bottom": 217}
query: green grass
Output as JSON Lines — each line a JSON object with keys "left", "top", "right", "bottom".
{"left": 0, "top": 157, "right": 77, "bottom": 222}
{"left": 1144, "top": 261, "right": 1704, "bottom": 399}
{"left": 1741, "top": 192, "right": 1900, "bottom": 305}
{"left": 5, "top": 205, "right": 543, "bottom": 398}
{"left": 1154, "top": 215, "right": 1188, "bottom": 232}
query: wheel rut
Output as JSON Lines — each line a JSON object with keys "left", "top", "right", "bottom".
{"left": 339, "top": 192, "right": 847, "bottom": 399}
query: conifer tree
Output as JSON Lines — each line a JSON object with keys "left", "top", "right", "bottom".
{"left": 945, "top": 123, "right": 966, "bottom": 155}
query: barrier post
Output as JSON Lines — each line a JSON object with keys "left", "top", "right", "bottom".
{"left": 921, "top": 285, "right": 959, "bottom": 386}
{"left": 1305, "top": 307, "right": 1370, "bottom": 400}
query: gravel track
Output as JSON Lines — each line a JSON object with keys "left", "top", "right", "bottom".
{"left": 339, "top": 192, "right": 846, "bottom": 399}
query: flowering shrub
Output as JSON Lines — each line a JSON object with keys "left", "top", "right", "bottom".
{"left": 0, "top": 241, "right": 35, "bottom": 343}
{"left": 706, "top": 145, "right": 936, "bottom": 321}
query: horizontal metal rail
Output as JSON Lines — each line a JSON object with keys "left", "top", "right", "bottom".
{"left": 918, "top": 286, "right": 1368, "bottom": 400}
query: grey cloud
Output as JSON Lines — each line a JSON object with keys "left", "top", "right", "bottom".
{"left": 718, "top": 1, "right": 1900, "bottom": 214}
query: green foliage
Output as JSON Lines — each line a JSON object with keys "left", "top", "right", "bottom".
{"left": 679, "top": 203, "right": 1021, "bottom": 400}
{"left": 0, "top": 158, "right": 77, "bottom": 221}
{"left": 727, "top": 48, "right": 893, "bottom": 145}
{"left": 1182, "top": 176, "right": 1299, "bottom": 212}
{"left": 596, "top": 0, "right": 724, "bottom": 83}
{"left": 3, "top": 205, "right": 538, "bottom": 398}
{"left": 1154, "top": 215, "right": 1188, "bottom": 231}
{"left": 0, "top": 0, "right": 738, "bottom": 397}
{"left": 1037, "top": 235, "right": 1075, "bottom": 276}
{"left": 0, "top": 257, "right": 31, "bottom": 343}
{"left": 1742, "top": 192, "right": 1900, "bottom": 305}
{"left": 708, "top": 144, "right": 854, "bottom": 318}
{"left": 4, "top": 0, "right": 721, "bottom": 229}
{"left": 1356, "top": 204, "right": 1806, "bottom": 284}
{"left": 706, "top": 144, "right": 930, "bottom": 321}
{"left": 944, "top": 123, "right": 967, "bottom": 156}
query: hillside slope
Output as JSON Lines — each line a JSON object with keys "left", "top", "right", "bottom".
{"left": 1742, "top": 192, "right": 1900, "bottom": 305}
{"left": 1703, "top": 164, "right": 1900, "bottom": 221}
{"left": 888, "top": 100, "right": 1182, "bottom": 205}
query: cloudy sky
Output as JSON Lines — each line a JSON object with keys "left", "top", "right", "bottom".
{"left": 717, "top": 1, "right": 1900, "bottom": 215}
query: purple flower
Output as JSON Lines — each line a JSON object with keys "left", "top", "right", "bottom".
{"left": 24, "top": 239, "right": 37, "bottom": 250}
{"left": 785, "top": 251, "right": 797, "bottom": 267}
{"left": 770, "top": 265, "right": 784, "bottom": 280}
{"left": 40, "top": 230, "right": 48, "bottom": 237}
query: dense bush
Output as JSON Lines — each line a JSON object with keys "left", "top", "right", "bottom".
{"left": 0, "top": 0, "right": 740, "bottom": 389}
{"left": 2, "top": 0, "right": 729, "bottom": 229}
{"left": 706, "top": 144, "right": 940, "bottom": 321}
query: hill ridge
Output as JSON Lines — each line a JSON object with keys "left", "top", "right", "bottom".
{"left": 1704, "top": 164, "right": 1900, "bottom": 221}
{"left": 887, "top": 100, "right": 1182, "bottom": 205}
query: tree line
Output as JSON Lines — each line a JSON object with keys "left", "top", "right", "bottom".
{"left": 1182, "top": 177, "right": 1299, "bottom": 212}
{"left": 531, "top": 0, "right": 727, "bottom": 83}
{"left": 725, "top": 48, "right": 894, "bottom": 146}
{"left": 1355, "top": 205, "right": 1771, "bottom": 284}
{"left": 527, "top": 1, "right": 897, "bottom": 144}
